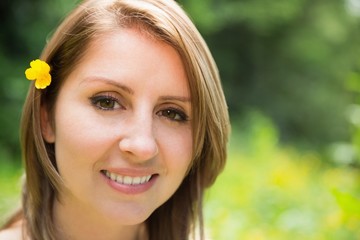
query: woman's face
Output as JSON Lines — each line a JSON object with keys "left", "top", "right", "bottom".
{"left": 43, "top": 28, "right": 193, "bottom": 225}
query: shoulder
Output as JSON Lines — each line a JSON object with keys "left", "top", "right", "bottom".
{"left": 0, "top": 221, "right": 25, "bottom": 240}
{"left": 0, "top": 228, "right": 22, "bottom": 240}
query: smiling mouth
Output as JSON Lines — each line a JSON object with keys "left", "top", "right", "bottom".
{"left": 101, "top": 170, "right": 153, "bottom": 185}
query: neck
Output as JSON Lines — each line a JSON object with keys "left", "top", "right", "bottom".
{"left": 52, "top": 198, "right": 147, "bottom": 240}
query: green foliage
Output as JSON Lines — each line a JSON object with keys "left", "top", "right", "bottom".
{"left": 0, "top": 0, "right": 77, "bottom": 163}
{"left": 179, "top": 0, "right": 360, "bottom": 148}
{"left": 341, "top": 54, "right": 360, "bottom": 165}
{"left": 179, "top": 0, "right": 306, "bottom": 34}
{"left": 0, "top": 163, "right": 22, "bottom": 226}
{"left": 205, "top": 113, "right": 360, "bottom": 239}
{"left": 333, "top": 189, "right": 360, "bottom": 219}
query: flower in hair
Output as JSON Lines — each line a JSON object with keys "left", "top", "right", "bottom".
{"left": 25, "top": 59, "right": 51, "bottom": 89}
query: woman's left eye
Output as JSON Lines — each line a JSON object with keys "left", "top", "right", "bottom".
{"left": 89, "top": 95, "right": 123, "bottom": 111}
{"left": 158, "top": 108, "right": 188, "bottom": 122}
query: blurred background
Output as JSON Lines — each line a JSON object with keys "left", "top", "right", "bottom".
{"left": 1, "top": 0, "right": 360, "bottom": 239}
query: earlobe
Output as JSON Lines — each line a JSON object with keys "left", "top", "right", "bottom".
{"left": 40, "top": 106, "right": 55, "bottom": 143}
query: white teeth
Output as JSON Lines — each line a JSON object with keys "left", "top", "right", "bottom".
{"left": 104, "top": 171, "right": 152, "bottom": 185}
{"left": 123, "top": 176, "right": 132, "bottom": 185}
{"left": 116, "top": 175, "right": 123, "bottom": 183}
{"left": 110, "top": 172, "right": 117, "bottom": 181}
{"left": 132, "top": 177, "right": 141, "bottom": 185}
{"left": 141, "top": 176, "right": 147, "bottom": 184}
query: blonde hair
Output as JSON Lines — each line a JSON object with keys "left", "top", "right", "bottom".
{"left": 7, "top": 0, "right": 230, "bottom": 239}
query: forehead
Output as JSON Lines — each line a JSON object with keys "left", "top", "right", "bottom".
{"left": 61, "top": 28, "right": 190, "bottom": 98}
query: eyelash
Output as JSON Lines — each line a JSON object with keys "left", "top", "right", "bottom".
{"left": 89, "top": 94, "right": 124, "bottom": 111}
{"left": 89, "top": 95, "right": 189, "bottom": 123}
{"left": 158, "top": 108, "right": 189, "bottom": 122}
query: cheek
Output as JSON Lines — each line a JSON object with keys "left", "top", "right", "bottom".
{"left": 53, "top": 106, "right": 113, "bottom": 175}
{"left": 158, "top": 126, "right": 193, "bottom": 173}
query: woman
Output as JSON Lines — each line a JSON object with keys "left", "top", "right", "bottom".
{"left": 0, "top": 0, "right": 230, "bottom": 239}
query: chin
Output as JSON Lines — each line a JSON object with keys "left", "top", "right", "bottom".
{"left": 100, "top": 204, "right": 154, "bottom": 226}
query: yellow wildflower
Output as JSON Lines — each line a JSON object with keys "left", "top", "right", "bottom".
{"left": 25, "top": 59, "right": 51, "bottom": 89}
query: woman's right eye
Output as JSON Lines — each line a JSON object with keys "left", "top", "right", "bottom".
{"left": 89, "top": 95, "right": 123, "bottom": 111}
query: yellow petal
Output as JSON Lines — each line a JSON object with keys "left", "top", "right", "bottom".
{"left": 29, "top": 60, "right": 37, "bottom": 68}
{"left": 30, "top": 59, "right": 43, "bottom": 69}
{"left": 35, "top": 74, "right": 51, "bottom": 89}
{"left": 25, "top": 68, "right": 36, "bottom": 80}
{"left": 41, "top": 61, "right": 50, "bottom": 72}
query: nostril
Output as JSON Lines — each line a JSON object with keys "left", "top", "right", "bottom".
{"left": 118, "top": 135, "right": 158, "bottom": 160}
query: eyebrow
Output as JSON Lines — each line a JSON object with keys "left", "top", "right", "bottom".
{"left": 81, "top": 77, "right": 191, "bottom": 103}
{"left": 80, "top": 77, "right": 134, "bottom": 95}
{"left": 159, "top": 96, "right": 191, "bottom": 103}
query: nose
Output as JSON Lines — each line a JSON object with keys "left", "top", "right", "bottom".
{"left": 118, "top": 116, "right": 159, "bottom": 162}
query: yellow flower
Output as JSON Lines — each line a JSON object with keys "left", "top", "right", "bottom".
{"left": 25, "top": 59, "right": 51, "bottom": 89}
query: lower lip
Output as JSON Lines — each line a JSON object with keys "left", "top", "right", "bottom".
{"left": 102, "top": 173, "right": 157, "bottom": 195}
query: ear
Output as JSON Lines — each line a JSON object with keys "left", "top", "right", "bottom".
{"left": 40, "top": 105, "right": 55, "bottom": 143}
